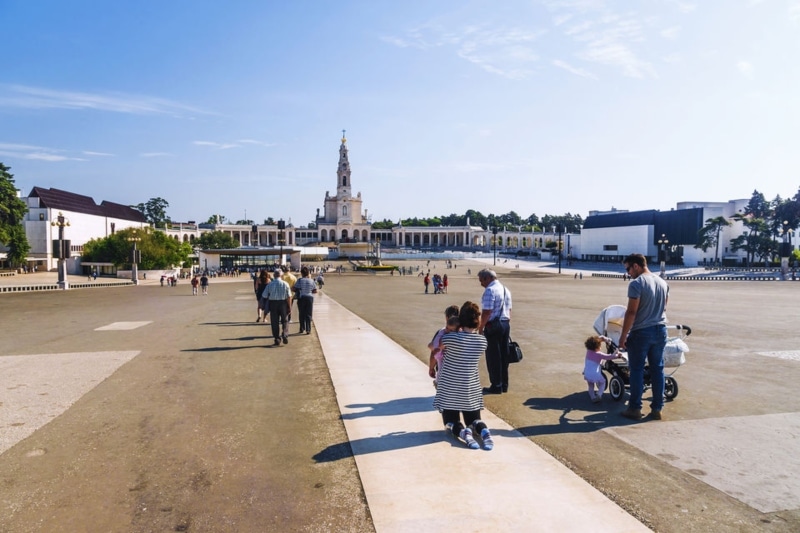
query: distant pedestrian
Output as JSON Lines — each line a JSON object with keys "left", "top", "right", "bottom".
{"left": 254, "top": 270, "right": 269, "bottom": 322}
{"left": 191, "top": 275, "right": 199, "bottom": 295}
{"left": 294, "top": 266, "right": 318, "bottom": 334}
{"left": 200, "top": 274, "right": 209, "bottom": 295}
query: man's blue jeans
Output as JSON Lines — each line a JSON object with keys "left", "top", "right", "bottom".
{"left": 626, "top": 325, "right": 667, "bottom": 411}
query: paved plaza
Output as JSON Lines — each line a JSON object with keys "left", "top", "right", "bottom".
{"left": 1, "top": 260, "right": 799, "bottom": 532}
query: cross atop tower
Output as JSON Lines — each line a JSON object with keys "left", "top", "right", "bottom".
{"left": 341, "top": 129, "right": 346, "bottom": 142}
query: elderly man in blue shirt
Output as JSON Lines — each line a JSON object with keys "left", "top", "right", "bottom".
{"left": 477, "top": 269, "right": 512, "bottom": 394}
{"left": 265, "top": 269, "right": 292, "bottom": 346}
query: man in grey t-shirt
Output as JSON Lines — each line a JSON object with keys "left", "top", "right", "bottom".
{"left": 619, "top": 253, "right": 669, "bottom": 421}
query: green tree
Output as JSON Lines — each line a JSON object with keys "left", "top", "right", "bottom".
{"left": 135, "top": 197, "right": 171, "bottom": 228}
{"left": 0, "top": 163, "right": 30, "bottom": 265}
{"left": 82, "top": 228, "right": 191, "bottom": 269}
{"left": 6, "top": 224, "right": 31, "bottom": 267}
{"left": 371, "top": 219, "right": 395, "bottom": 230}
{"left": 696, "top": 216, "right": 730, "bottom": 263}
{"left": 195, "top": 230, "right": 239, "bottom": 250}
{"left": 206, "top": 214, "right": 226, "bottom": 224}
{"left": 235, "top": 219, "right": 254, "bottom": 225}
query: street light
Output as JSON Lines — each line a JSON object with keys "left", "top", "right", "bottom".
{"left": 127, "top": 230, "right": 141, "bottom": 285}
{"left": 51, "top": 211, "right": 70, "bottom": 290}
{"left": 557, "top": 224, "right": 563, "bottom": 274}
{"left": 658, "top": 234, "right": 669, "bottom": 278}
{"left": 780, "top": 220, "right": 794, "bottom": 281}
{"left": 278, "top": 219, "right": 286, "bottom": 268}
{"left": 492, "top": 225, "right": 498, "bottom": 265}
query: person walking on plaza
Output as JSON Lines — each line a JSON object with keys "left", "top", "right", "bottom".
{"left": 200, "top": 273, "right": 209, "bottom": 295}
{"left": 294, "top": 266, "right": 318, "bottom": 334}
{"left": 618, "top": 253, "right": 669, "bottom": 421}
{"left": 282, "top": 268, "right": 297, "bottom": 323}
{"left": 433, "top": 301, "right": 495, "bottom": 450}
{"left": 254, "top": 270, "right": 269, "bottom": 322}
{"left": 424, "top": 272, "right": 430, "bottom": 293}
{"left": 265, "top": 269, "right": 292, "bottom": 346}
{"left": 191, "top": 275, "right": 199, "bottom": 295}
{"left": 477, "top": 269, "right": 512, "bottom": 395}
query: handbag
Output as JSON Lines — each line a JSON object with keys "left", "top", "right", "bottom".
{"left": 507, "top": 337, "right": 523, "bottom": 363}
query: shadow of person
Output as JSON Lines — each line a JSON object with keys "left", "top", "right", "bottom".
{"left": 342, "top": 396, "right": 434, "bottom": 419}
{"left": 517, "top": 391, "right": 637, "bottom": 436}
{"left": 313, "top": 429, "right": 450, "bottom": 463}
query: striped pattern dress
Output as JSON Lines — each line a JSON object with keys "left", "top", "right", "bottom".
{"left": 433, "top": 331, "right": 487, "bottom": 412}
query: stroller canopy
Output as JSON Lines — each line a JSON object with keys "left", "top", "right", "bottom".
{"left": 592, "top": 305, "right": 626, "bottom": 345}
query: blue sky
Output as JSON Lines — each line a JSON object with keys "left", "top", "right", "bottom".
{"left": 2, "top": 0, "right": 799, "bottom": 227}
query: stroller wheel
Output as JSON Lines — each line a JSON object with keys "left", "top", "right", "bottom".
{"left": 609, "top": 376, "right": 625, "bottom": 401}
{"left": 665, "top": 376, "right": 679, "bottom": 400}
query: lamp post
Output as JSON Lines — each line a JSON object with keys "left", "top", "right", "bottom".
{"left": 278, "top": 219, "right": 286, "bottom": 268}
{"left": 51, "top": 211, "right": 70, "bottom": 290}
{"left": 658, "top": 234, "right": 669, "bottom": 278}
{"left": 557, "top": 224, "right": 562, "bottom": 274}
{"left": 127, "top": 230, "right": 141, "bottom": 285}
{"left": 780, "top": 220, "right": 794, "bottom": 281}
{"left": 492, "top": 225, "right": 498, "bottom": 265}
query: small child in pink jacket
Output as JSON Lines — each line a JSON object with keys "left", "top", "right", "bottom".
{"left": 583, "top": 335, "right": 617, "bottom": 403}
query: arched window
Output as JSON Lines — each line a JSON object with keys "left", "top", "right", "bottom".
{"left": 341, "top": 229, "right": 349, "bottom": 241}
{"left": 342, "top": 206, "right": 348, "bottom": 216}
{"left": 343, "top": 176, "right": 347, "bottom": 186}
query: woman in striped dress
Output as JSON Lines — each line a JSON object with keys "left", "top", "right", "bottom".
{"left": 433, "top": 301, "right": 496, "bottom": 450}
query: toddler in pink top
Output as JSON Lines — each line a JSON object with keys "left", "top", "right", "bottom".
{"left": 428, "top": 305, "right": 460, "bottom": 387}
{"left": 583, "top": 335, "right": 617, "bottom": 403}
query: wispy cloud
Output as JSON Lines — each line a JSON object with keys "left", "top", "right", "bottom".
{"left": 0, "top": 84, "right": 213, "bottom": 117}
{"left": 140, "top": 152, "right": 173, "bottom": 158}
{"left": 791, "top": 1, "right": 800, "bottom": 23}
{"left": 83, "top": 151, "right": 115, "bottom": 157}
{"left": 193, "top": 139, "right": 276, "bottom": 150}
{"left": 382, "top": 24, "right": 545, "bottom": 80}
{"left": 552, "top": 59, "right": 597, "bottom": 79}
{"left": 660, "top": 26, "right": 681, "bottom": 40}
{"left": 737, "top": 60, "right": 754, "bottom": 79}
{"left": 0, "top": 142, "right": 86, "bottom": 161}
{"left": 193, "top": 140, "right": 240, "bottom": 150}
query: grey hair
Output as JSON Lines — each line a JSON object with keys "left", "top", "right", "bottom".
{"left": 478, "top": 268, "right": 497, "bottom": 281}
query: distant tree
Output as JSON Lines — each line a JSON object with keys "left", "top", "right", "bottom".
{"left": 195, "top": 231, "right": 239, "bottom": 250}
{"left": 0, "top": 163, "right": 30, "bottom": 266}
{"left": 744, "top": 190, "right": 771, "bottom": 219}
{"left": 235, "top": 219, "right": 254, "bottom": 225}
{"left": 135, "top": 197, "right": 171, "bottom": 228}
{"left": 263, "top": 217, "right": 276, "bottom": 225}
{"left": 206, "top": 214, "right": 226, "bottom": 224}
{"left": 82, "top": 227, "right": 191, "bottom": 269}
{"left": 696, "top": 216, "right": 731, "bottom": 263}
{"left": 371, "top": 219, "right": 395, "bottom": 230}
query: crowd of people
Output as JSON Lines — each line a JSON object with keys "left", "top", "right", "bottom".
{"left": 252, "top": 265, "right": 323, "bottom": 346}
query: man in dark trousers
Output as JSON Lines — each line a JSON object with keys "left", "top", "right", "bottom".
{"left": 477, "top": 269, "right": 512, "bottom": 394}
{"left": 264, "top": 269, "right": 292, "bottom": 346}
{"left": 618, "top": 253, "right": 669, "bottom": 421}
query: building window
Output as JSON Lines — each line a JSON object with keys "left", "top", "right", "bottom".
{"left": 603, "top": 245, "right": 618, "bottom": 251}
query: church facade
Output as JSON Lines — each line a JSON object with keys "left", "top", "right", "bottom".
{"left": 314, "top": 132, "right": 372, "bottom": 243}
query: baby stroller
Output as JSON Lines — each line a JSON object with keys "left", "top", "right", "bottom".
{"left": 592, "top": 305, "right": 691, "bottom": 402}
